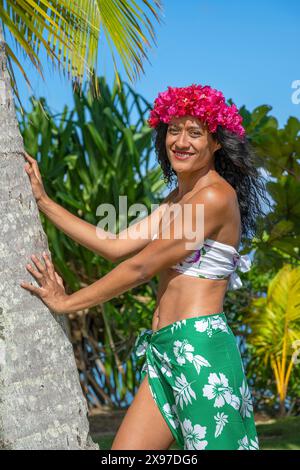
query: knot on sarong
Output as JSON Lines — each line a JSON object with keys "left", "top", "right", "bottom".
{"left": 133, "top": 328, "right": 160, "bottom": 382}
{"left": 133, "top": 328, "right": 153, "bottom": 361}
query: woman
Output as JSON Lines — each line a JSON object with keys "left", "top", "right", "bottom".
{"left": 21, "top": 84, "right": 269, "bottom": 450}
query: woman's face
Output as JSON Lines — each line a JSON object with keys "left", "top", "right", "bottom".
{"left": 165, "top": 115, "right": 220, "bottom": 174}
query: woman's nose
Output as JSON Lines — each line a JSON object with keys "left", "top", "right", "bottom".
{"left": 176, "top": 131, "right": 190, "bottom": 148}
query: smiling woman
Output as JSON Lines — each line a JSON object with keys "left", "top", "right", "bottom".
{"left": 166, "top": 118, "right": 221, "bottom": 167}
{"left": 112, "top": 83, "right": 270, "bottom": 450}
{"left": 22, "top": 83, "right": 271, "bottom": 450}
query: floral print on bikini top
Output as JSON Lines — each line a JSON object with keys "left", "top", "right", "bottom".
{"left": 151, "top": 233, "right": 252, "bottom": 290}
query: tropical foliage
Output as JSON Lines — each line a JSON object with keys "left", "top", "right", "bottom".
{"left": 244, "top": 265, "right": 300, "bottom": 416}
{"left": 241, "top": 106, "right": 300, "bottom": 273}
{"left": 229, "top": 103, "right": 300, "bottom": 416}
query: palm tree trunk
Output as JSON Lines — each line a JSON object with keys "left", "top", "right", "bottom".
{"left": 278, "top": 400, "right": 286, "bottom": 418}
{"left": 0, "top": 26, "right": 98, "bottom": 450}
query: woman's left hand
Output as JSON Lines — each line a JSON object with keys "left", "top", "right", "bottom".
{"left": 20, "top": 252, "right": 70, "bottom": 315}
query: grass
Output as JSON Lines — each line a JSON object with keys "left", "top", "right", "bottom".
{"left": 255, "top": 415, "right": 300, "bottom": 450}
{"left": 93, "top": 415, "right": 300, "bottom": 450}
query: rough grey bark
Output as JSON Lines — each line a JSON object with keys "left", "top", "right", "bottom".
{"left": 0, "top": 27, "right": 98, "bottom": 450}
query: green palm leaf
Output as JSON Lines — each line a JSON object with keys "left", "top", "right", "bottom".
{"left": 245, "top": 264, "right": 300, "bottom": 414}
{"left": 0, "top": 0, "right": 162, "bottom": 99}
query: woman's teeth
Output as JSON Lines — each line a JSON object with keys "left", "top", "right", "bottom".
{"left": 173, "top": 151, "right": 194, "bottom": 159}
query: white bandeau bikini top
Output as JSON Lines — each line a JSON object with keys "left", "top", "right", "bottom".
{"left": 151, "top": 234, "right": 252, "bottom": 290}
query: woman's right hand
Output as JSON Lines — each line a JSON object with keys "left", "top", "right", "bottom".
{"left": 24, "top": 152, "right": 49, "bottom": 206}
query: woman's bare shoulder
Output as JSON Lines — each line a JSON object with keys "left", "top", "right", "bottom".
{"left": 161, "top": 179, "right": 237, "bottom": 209}
{"left": 198, "top": 177, "right": 238, "bottom": 206}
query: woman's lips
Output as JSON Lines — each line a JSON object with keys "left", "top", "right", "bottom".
{"left": 172, "top": 150, "right": 195, "bottom": 160}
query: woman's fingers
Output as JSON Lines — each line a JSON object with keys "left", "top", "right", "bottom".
{"left": 24, "top": 152, "right": 42, "bottom": 181}
{"left": 20, "top": 281, "right": 43, "bottom": 296}
{"left": 26, "top": 264, "right": 44, "bottom": 282}
{"left": 24, "top": 153, "right": 37, "bottom": 172}
{"left": 24, "top": 159, "right": 37, "bottom": 178}
{"left": 24, "top": 152, "right": 36, "bottom": 163}
{"left": 24, "top": 163, "right": 35, "bottom": 178}
{"left": 42, "top": 252, "right": 55, "bottom": 280}
{"left": 54, "top": 272, "right": 64, "bottom": 286}
{"left": 21, "top": 251, "right": 68, "bottom": 315}
{"left": 30, "top": 254, "right": 46, "bottom": 274}
{"left": 26, "top": 254, "right": 62, "bottom": 288}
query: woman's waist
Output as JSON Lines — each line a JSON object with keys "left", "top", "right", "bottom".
{"left": 157, "top": 283, "right": 226, "bottom": 321}
{"left": 135, "top": 311, "right": 237, "bottom": 361}
{"left": 155, "top": 305, "right": 226, "bottom": 331}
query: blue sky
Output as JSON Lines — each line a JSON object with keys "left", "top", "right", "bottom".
{"left": 8, "top": 0, "right": 299, "bottom": 128}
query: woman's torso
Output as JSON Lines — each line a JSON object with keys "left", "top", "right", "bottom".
{"left": 151, "top": 177, "right": 241, "bottom": 332}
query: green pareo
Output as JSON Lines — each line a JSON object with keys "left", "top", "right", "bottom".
{"left": 133, "top": 311, "right": 259, "bottom": 450}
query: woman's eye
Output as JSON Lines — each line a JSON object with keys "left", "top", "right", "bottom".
{"left": 168, "top": 129, "right": 201, "bottom": 137}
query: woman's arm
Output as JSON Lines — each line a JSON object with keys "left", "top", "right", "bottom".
{"left": 38, "top": 190, "right": 175, "bottom": 262}
{"left": 38, "top": 196, "right": 117, "bottom": 261}
{"left": 62, "top": 185, "right": 230, "bottom": 314}
{"left": 24, "top": 152, "right": 176, "bottom": 262}
{"left": 21, "top": 185, "right": 231, "bottom": 314}
{"left": 63, "top": 256, "right": 147, "bottom": 313}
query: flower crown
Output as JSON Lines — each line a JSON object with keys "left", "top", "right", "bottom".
{"left": 147, "top": 84, "right": 245, "bottom": 138}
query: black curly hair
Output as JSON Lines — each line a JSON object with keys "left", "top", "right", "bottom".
{"left": 152, "top": 122, "right": 272, "bottom": 240}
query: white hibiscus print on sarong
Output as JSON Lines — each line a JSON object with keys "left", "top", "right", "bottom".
{"left": 153, "top": 349, "right": 173, "bottom": 377}
{"left": 170, "top": 319, "right": 187, "bottom": 335}
{"left": 173, "top": 339, "right": 211, "bottom": 374}
{"left": 181, "top": 418, "right": 208, "bottom": 450}
{"left": 238, "top": 435, "right": 259, "bottom": 450}
{"left": 134, "top": 336, "right": 150, "bottom": 358}
{"left": 202, "top": 372, "right": 240, "bottom": 410}
{"left": 249, "top": 436, "right": 259, "bottom": 450}
{"left": 162, "top": 403, "right": 180, "bottom": 429}
{"left": 146, "top": 363, "right": 159, "bottom": 378}
{"left": 214, "top": 412, "right": 229, "bottom": 438}
{"left": 173, "top": 373, "right": 197, "bottom": 410}
{"left": 239, "top": 379, "right": 254, "bottom": 418}
{"left": 173, "top": 339, "right": 194, "bottom": 365}
{"left": 194, "top": 315, "right": 229, "bottom": 337}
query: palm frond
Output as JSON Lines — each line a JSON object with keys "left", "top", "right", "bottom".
{"left": 245, "top": 264, "right": 300, "bottom": 406}
{"left": 0, "top": 0, "right": 162, "bottom": 98}
{"left": 97, "top": 0, "right": 162, "bottom": 86}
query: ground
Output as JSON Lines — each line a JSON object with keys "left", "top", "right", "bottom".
{"left": 88, "top": 408, "right": 127, "bottom": 437}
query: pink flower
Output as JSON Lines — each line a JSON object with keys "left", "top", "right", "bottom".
{"left": 147, "top": 84, "right": 245, "bottom": 138}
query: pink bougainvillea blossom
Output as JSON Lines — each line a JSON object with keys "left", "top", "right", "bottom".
{"left": 147, "top": 84, "right": 245, "bottom": 138}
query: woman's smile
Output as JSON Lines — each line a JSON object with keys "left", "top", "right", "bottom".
{"left": 172, "top": 150, "right": 195, "bottom": 160}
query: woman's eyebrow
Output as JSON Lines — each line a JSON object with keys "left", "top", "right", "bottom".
{"left": 169, "top": 125, "right": 202, "bottom": 131}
